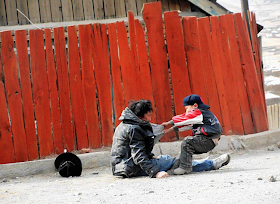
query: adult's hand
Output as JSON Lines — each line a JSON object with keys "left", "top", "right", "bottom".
{"left": 163, "top": 127, "right": 174, "bottom": 134}
{"left": 156, "top": 171, "right": 169, "bottom": 178}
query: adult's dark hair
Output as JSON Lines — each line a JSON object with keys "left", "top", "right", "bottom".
{"left": 129, "top": 100, "right": 153, "bottom": 118}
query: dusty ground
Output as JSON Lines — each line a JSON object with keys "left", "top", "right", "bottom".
{"left": 1, "top": 148, "right": 280, "bottom": 204}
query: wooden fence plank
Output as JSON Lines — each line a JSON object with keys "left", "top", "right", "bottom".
{"left": 67, "top": 26, "right": 88, "bottom": 149}
{"left": 28, "top": 0, "right": 40, "bottom": 23}
{"left": 0, "top": 56, "right": 15, "bottom": 164}
{"left": 275, "top": 104, "right": 279, "bottom": 130}
{"left": 61, "top": 0, "right": 74, "bottom": 21}
{"left": 135, "top": 19, "right": 156, "bottom": 123}
{"left": 218, "top": 15, "right": 244, "bottom": 135}
{"left": 182, "top": 17, "right": 208, "bottom": 104}
{"left": 249, "top": 12, "right": 262, "bottom": 88}
{"left": 115, "top": 0, "right": 126, "bottom": 18}
{"left": 72, "top": 0, "right": 84, "bottom": 21}
{"left": 104, "top": 0, "right": 115, "bottom": 18}
{"left": 136, "top": 0, "right": 146, "bottom": 15}
{"left": 209, "top": 16, "right": 232, "bottom": 135}
{"left": 29, "top": 29, "right": 54, "bottom": 157}
{"left": 38, "top": 0, "right": 52, "bottom": 23}
{"left": 50, "top": 0, "right": 63, "bottom": 22}
{"left": 223, "top": 14, "right": 254, "bottom": 134}
{"left": 116, "top": 21, "right": 138, "bottom": 104}
{"left": 249, "top": 12, "right": 266, "bottom": 115}
{"left": 83, "top": 0, "right": 94, "bottom": 20}
{"left": 16, "top": 0, "right": 29, "bottom": 25}
{"left": 53, "top": 27, "right": 74, "bottom": 151}
{"left": 1, "top": 31, "right": 28, "bottom": 162}
{"left": 5, "top": 0, "right": 18, "bottom": 25}
{"left": 164, "top": 11, "right": 191, "bottom": 115}
{"left": 169, "top": 0, "right": 180, "bottom": 11}
{"left": 108, "top": 23, "right": 126, "bottom": 126}
{"left": 15, "top": 30, "right": 38, "bottom": 160}
{"left": 125, "top": 0, "right": 137, "bottom": 15}
{"left": 142, "top": 2, "right": 174, "bottom": 141}
{"left": 267, "top": 105, "right": 272, "bottom": 130}
{"left": 93, "top": 0, "right": 104, "bottom": 20}
{"left": 78, "top": 24, "right": 102, "bottom": 148}
{"left": 128, "top": 11, "right": 141, "bottom": 94}
{"left": 234, "top": 13, "right": 268, "bottom": 132}
{"left": 197, "top": 17, "right": 223, "bottom": 129}
{"left": 45, "top": 28, "right": 64, "bottom": 154}
{"left": 92, "top": 24, "right": 114, "bottom": 146}
{"left": 0, "top": 0, "right": 7, "bottom": 26}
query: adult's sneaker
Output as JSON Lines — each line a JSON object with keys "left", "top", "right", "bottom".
{"left": 212, "top": 153, "right": 230, "bottom": 170}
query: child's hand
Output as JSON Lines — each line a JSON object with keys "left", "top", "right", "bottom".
{"left": 161, "top": 122, "right": 170, "bottom": 127}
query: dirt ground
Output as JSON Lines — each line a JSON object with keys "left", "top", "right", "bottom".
{"left": 1, "top": 148, "right": 280, "bottom": 204}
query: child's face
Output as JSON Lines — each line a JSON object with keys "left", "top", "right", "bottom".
{"left": 184, "top": 104, "right": 197, "bottom": 113}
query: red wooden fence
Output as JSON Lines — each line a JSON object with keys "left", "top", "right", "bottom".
{"left": 0, "top": 2, "right": 268, "bottom": 164}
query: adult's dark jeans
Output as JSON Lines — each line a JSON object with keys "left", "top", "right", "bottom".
{"left": 179, "top": 135, "right": 216, "bottom": 171}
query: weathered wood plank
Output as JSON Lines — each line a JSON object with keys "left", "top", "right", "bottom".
{"left": 29, "top": 29, "right": 54, "bottom": 157}
{"left": 0, "top": 0, "right": 7, "bottom": 26}
{"left": 15, "top": 30, "right": 39, "bottom": 160}
{"left": 61, "top": 0, "right": 74, "bottom": 21}
{"left": 16, "top": 0, "right": 29, "bottom": 25}
{"left": 93, "top": 0, "right": 104, "bottom": 19}
{"left": 125, "top": 0, "right": 137, "bottom": 15}
{"left": 50, "top": 0, "right": 63, "bottom": 22}
{"left": 28, "top": 0, "right": 40, "bottom": 23}
{"left": 136, "top": 0, "right": 146, "bottom": 15}
{"left": 179, "top": 0, "right": 191, "bottom": 12}
{"left": 104, "top": 0, "right": 115, "bottom": 18}
{"left": 5, "top": 0, "right": 18, "bottom": 25}
{"left": 44, "top": 28, "right": 64, "bottom": 154}
{"left": 1, "top": 31, "right": 28, "bottom": 162}
{"left": 161, "top": 0, "right": 170, "bottom": 12}
{"left": 115, "top": 0, "right": 126, "bottom": 18}
{"left": 54, "top": 27, "right": 74, "bottom": 151}
{"left": 267, "top": 105, "right": 272, "bottom": 130}
{"left": 107, "top": 23, "right": 126, "bottom": 126}
{"left": 169, "top": 0, "right": 180, "bottom": 11}
{"left": 143, "top": 2, "right": 174, "bottom": 141}
{"left": 38, "top": 0, "right": 52, "bottom": 23}
{"left": 78, "top": 24, "right": 102, "bottom": 148}
{"left": 188, "top": 0, "right": 227, "bottom": 16}
{"left": 67, "top": 25, "right": 89, "bottom": 149}
{"left": 72, "top": 0, "right": 84, "bottom": 21}
{"left": 83, "top": 0, "right": 94, "bottom": 20}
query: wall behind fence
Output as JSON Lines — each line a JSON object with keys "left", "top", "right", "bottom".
{"left": 0, "top": 2, "right": 268, "bottom": 164}
{"left": 0, "top": 0, "right": 192, "bottom": 26}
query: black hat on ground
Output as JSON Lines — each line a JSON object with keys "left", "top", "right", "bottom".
{"left": 182, "top": 94, "right": 210, "bottom": 109}
{"left": 54, "top": 152, "right": 82, "bottom": 177}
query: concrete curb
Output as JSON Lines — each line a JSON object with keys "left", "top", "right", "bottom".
{"left": 1, "top": 129, "right": 280, "bottom": 179}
